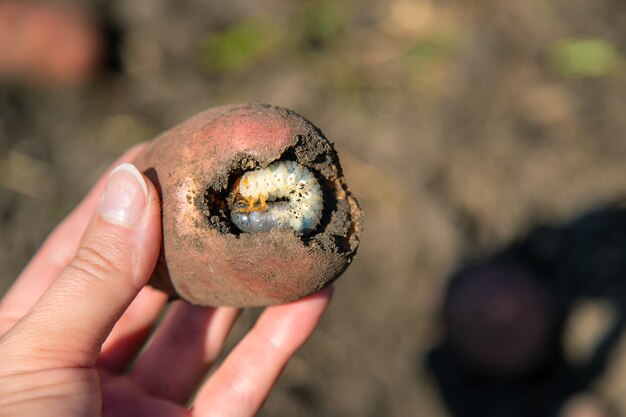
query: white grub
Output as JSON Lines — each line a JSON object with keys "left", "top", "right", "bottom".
{"left": 230, "top": 161, "right": 323, "bottom": 234}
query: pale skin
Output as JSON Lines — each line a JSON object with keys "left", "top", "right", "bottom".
{"left": 0, "top": 143, "right": 332, "bottom": 417}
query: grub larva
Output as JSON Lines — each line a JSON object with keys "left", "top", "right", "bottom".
{"left": 230, "top": 161, "right": 323, "bottom": 234}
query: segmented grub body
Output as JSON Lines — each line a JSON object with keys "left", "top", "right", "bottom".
{"left": 230, "top": 161, "right": 323, "bottom": 234}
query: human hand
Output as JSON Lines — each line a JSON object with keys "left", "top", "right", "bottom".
{"left": 0, "top": 144, "right": 333, "bottom": 417}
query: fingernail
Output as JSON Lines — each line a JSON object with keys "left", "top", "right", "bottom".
{"left": 98, "top": 163, "right": 148, "bottom": 226}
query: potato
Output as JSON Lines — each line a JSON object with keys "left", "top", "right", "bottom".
{"left": 134, "top": 102, "right": 362, "bottom": 306}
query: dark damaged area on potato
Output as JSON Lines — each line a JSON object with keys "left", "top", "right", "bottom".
{"left": 202, "top": 131, "right": 356, "bottom": 246}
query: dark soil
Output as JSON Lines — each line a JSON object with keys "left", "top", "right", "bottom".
{"left": 2, "top": 0, "right": 626, "bottom": 416}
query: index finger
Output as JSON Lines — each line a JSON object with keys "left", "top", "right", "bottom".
{"left": 0, "top": 143, "right": 147, "bottom": 334}
{"left": 192, "top": 287, "right": 333, "bottom": 417}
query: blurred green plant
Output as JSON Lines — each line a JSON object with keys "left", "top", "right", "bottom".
{"left": 403, "top": 35, "right": 456, "bottom": 70}
{"left": 297, "top": 0, "right": 347, "bottom": 52}
{"left": 550, "top": 38, "right": 623, "bottom": 78}
{"left": 199, "top": 19, "right": 279, "bottom": 73}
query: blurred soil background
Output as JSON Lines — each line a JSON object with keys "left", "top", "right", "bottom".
{"left": 2, "top": 0, "right": 626, "bottom": 416}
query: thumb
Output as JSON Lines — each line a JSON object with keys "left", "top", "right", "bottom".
{"left": 4, "top": 163, "right": 162, "bottom": 370}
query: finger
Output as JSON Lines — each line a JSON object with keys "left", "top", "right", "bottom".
{"left": 192, "top": 288, "right": 333, "bottom": 417}
{"left": 0, "top": 143, "right": 147, "bottom": 335}
{"left": 0, "top": 163, "right": 161, "bottom": 371}
{"left": 131, "top": 301, "right": 239, "bottom": 404}
{"left": 102, "top": 375, "right": 188, "bottom": 417}
{"left": 97, "top": 286, "right": 169, "bottom": 374}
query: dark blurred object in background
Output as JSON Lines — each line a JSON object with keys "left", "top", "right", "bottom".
{"left": 558, "top": 206, "right": 626, "bottom": 303}
{"left": 444, "top": 263, "right": 555, "bottom": 377}
{"left": 429, "top": 205, "right": 626, "bottom": 417}
{"left": 0, "top": 0, "right": 103, "bottom": 86}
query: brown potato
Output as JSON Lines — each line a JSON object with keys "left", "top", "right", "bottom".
{"left": 0, "top": 1, "right": 103, "bottom": 85}
{"left": 134, "top": 102, "right": 362, "bottom": 306}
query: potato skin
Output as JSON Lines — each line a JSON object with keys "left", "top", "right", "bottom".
{"left": 134, "top": 102, "right": 362, "bottom": 307}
